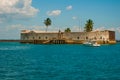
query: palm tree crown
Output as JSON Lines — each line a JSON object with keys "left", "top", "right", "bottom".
{"left": 84, "top": 19, "right": 93, "bottom": 32}
{"left": 64, "top": 28, "right": 71, "bottom": 32}
{"left": 44, "top": 18, "right": 52, "bottom": 32}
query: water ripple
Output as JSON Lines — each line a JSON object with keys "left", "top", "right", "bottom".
{"left": 0, "top": 42, "right": 120, "bottom": 80}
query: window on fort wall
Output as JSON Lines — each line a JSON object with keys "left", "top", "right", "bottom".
{"left": 45, "top": 37, "right": 48, "bottom": 40}
{"left": 77, "top": 37, "right": 79, "bottom": 40}
{"left": 39, "top": 37, "right": 41, "bottom": 39}
{"left": 86, "top": 37, "right": 88, "bottom": 39}
{"left": 94, "top": 37, "right": 96, "bottom": 40}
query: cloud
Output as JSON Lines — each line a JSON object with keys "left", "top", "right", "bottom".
{"left": 94, "top": 26, "right": 120, "bottom": 33}
{"left": 94, "top": 27, "right": 106, "bottom": 31}
{"left": 0, "top": 0, "right": 39, "bottom": 23}
{"left": 6, "top": 24, "right": 60, "bottom": 32}
{"left": 116, "top": 27, "right": 120, "bottom": 33}
{"left": 0, "top": 24, "right": 26, "bottom": 39}
{"left": 66, "top": 5, "right": 72, "bottom": 10}
{"left": 72, "top": 16, "right": 77, "bottom": 20}
{"left": 5, "top": 24, "right": 25, "bottom": 32}
{"left": 111, "top": 27, "right": 120, "bottom": 35}
{"left": 47, "top": 10, "right": 61, "bottom": 16}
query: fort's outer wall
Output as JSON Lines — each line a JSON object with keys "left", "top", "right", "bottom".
{"left": 108, "top": 31, "right": 116, "bottom": 44}
{"left": 21, "top": 33, "right": 58, "bottom": 40}
{"left": 21, "top": 30, "right": 116, "bottom": 44}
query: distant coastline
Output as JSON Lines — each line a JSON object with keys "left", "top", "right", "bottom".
{"left": 116, "top": 40, "right": 120, "bottom": 43}
{"left": 0, "top": 40, "right": 20, "bottom": 42}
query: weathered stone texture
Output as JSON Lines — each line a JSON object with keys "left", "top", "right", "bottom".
{"left": 21, "top": 30, "right": 116, "bottom": 44}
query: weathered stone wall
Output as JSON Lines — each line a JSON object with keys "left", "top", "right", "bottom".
{"left": 21, "top": 32, "right": 58, "bottom": 40}
{"left": 62, "top": 31, "right": 109, "bottom": 41}
{"left": 21, "top": 30, "right": 116, "bottom": 44}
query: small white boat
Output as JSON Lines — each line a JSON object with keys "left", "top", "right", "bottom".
{"left": 83, "top": 41, "right": 100, "bottom": 47}
{"left": 92, "top": 42, "right": 100, "bottom": 47}
{"left": 83, "top": 41, "right": 92, "bottom": 46}
{"left": 83, "top": 42, "right": 92, "bottom": 45}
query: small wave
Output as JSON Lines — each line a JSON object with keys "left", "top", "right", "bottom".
{"left": 0, "top": 46, "right": 31, "bottom": 51}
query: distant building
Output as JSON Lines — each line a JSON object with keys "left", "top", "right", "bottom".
{"left": 20, "top": 30, "right": 116, "bottom": 44}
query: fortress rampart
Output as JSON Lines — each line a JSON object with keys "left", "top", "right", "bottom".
{"left": 20, "top": 30, "right": 116, "bottom": 44}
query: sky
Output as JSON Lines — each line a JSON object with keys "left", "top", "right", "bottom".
{"left": 0, "top": 0, "right": 120, "bottom": 39}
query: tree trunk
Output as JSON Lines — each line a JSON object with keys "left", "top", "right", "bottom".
{"left": 46, "top": 26, "right": 48, "bottom": 32}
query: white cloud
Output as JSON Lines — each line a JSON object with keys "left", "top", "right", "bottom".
{"left": 0, "top": 24, "right": 26, "bottom": 39}
{"left": 94, "top": 27, "right": 106, "bottom": 31}
{"left": 6, "top": 24, "right": 25, "bottom": 31}
{"left": 70, "top": 26, "right": 80, "bottom": 32}
{"left": 47, "top": 10, "right": 61, "bottom": 16}
{"left": 31, "top": 25, "right": 60, "bottom": 32}
{"left": 66, "top": 5, "right": 72, "bottom": 10}
{"left": 109, "top": 27, "right": 120, "bottom": 40}
{"left": 6, "top": 24, "right": 60, "bottom": 32}
{"left": 94, "top": 26, "right": 120, "bottom": 33}
{"left": 0, "top": 0, "right": 39, "bottom": 23}
{"left": 116, "top": 27, "right": 120, "bottom": 33}
{"left": 72, "top": 16, "right": 77, "bottom": 20}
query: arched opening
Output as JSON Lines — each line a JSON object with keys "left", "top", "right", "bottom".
{"left": 39, "top": 37, "right": 41, "bottom": 39}
{"left": 86, "top": 36, "right": 88, "bottom": 40}
{"left": 45, "top": 37, "right": 48, "bottom": 40}
{"left": 77, "top": 37, "right": 80, "bottom": 40}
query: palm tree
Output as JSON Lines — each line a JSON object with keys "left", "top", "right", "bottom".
{"left": 84, "top": 19, "right": 93, "bottom": 32}
{"left": 44, "top": 18, "right": 52, "bottom": 32}
{"left": 64, "top": 28, "right": 71, "bottom": 32}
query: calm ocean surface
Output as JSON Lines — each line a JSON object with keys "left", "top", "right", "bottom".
{"left": 0, "top": 42, "right": 120, "bottom": 80}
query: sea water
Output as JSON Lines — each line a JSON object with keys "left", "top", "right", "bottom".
{"left": 0, "top": 42, "right": 120, "bottom": 80}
